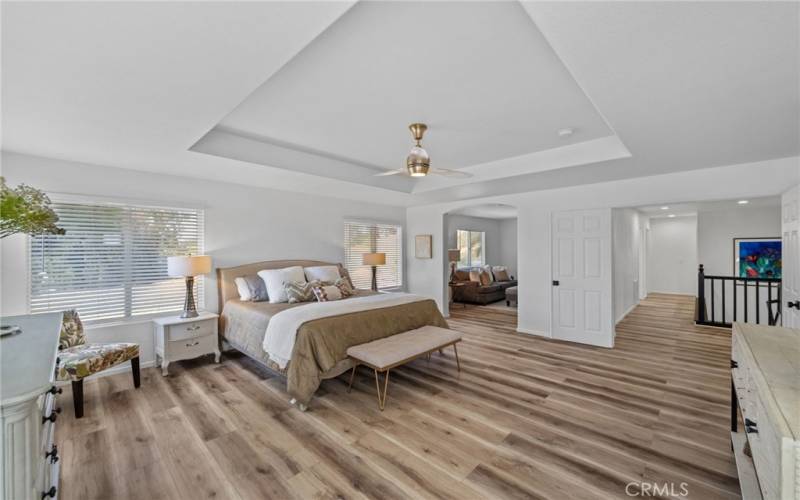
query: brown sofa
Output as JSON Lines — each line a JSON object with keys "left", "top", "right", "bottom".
{"left": 451, "top": 269, "right": 517, "bottom": 305}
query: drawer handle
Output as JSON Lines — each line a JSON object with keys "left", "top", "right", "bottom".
{"left": 45, "top": 445, "right": 58, "bottom": 460}
{"left": 186, "top": 325, "right": 201, "bottom": 331}
{"left": 745, "top": 419, "right": 758, "bottom": 434}
{"left": 47, "top": 386, "right": 63, "bottom": 395}
{"left": 41, "top": 486, "right": 57, "bottom": 499}
{"left": 42, "top": 412, "right": 58, "bottom": 424}
{"left": 185, "top": 341, "right": 200, "bottom": 347}
{"left": 730, "top": 360, "right": 738, "bottom": 369}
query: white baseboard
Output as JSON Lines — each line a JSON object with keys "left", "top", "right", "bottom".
{"left": 647, "top": 290, "right": 695, "bottom": 297}
{"left": 615, "top": 303, "right": 638, "bottom": 324}
{"left": 56, "top": 358, "right": 156, "bottom": 385}
{"left": 516, "top": 327, "right": 550, "bottom": 337}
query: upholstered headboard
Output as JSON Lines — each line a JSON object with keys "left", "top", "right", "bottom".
{"left": 216, "top": 259, "right": 336, "bottom": 315}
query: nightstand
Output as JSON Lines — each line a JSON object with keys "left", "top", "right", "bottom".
{"left": 153, "top": 312, "right": 220, "bottom": 376}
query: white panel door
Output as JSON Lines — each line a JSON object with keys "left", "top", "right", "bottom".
{"left": 781, "top": 186, "right": 800, "bottom": 327}
{"left": 551, "top": 209, "right": 614, "bottom": 347}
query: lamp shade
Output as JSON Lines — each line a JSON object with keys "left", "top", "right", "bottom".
{"left": 167, "top": 255, "right": 212, "bottom": 277}
{"left": 362, "top": 252, "right": 386, "bottom": 266}
{"left": 448, "top": 249, "right": 461, "bottom": 263}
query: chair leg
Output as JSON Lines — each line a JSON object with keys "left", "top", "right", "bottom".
{"left": 131, "top": 356, "right": 141, "bottom": 388}
{"left": 72, "top": 380, "right": 84, "bottom": 419}
{"left": 453, "top": 343, "right": 461, "bottom": 372}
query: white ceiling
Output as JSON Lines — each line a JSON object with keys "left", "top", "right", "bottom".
{"left": 1, "top": 1, "right": 798, "bottom": 205}
{"left": 202, "top": 0, "right": 616, "bottom": 189}
{"left": 637, "top": 196, "right": 781, "bottom": 219}
{"left": 448, "top": 204, "right": 518, "bottom": 220}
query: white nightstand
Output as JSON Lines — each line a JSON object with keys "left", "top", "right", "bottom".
{"left": 153, "top": 312, "right": 220, "bottom": 376}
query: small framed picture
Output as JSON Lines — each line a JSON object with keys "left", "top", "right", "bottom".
{"left": 415, "top": 235, "right": 432, "bottom": 259}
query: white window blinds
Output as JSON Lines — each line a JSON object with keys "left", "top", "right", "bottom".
{"left": 29, "top": 201, "right": 204, "bottom": 322}
{"left": 344, "top": 221, "right": 403, "bottom": 290}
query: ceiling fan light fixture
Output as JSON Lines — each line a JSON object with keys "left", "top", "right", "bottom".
{"left": 406, "top": 143, "right": 430, "bottom": 177}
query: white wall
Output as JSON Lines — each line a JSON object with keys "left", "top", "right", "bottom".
{"left": 406, "top": 156, "right": 798, "bottom": 337}
{"left": 612, "top": 208, "right": 641, "bottom": 322}
{"left": 647, "top": 216, "right": 698, "bottom": 295}
{"left": 499, "top": 218, "right": 518, "bottom": 278}
{"left": 697, "top": 206, "right": 781, "bottom": 276}
{"left": 0, "top": 152, "right": 406, "bottom": 367}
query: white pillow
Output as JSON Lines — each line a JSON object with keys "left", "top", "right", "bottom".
{"left": 257, "top": 266, "right": 306, "bottom": 304}
{"left": 234, "top": 277, "right": 252, "bottom": 301}
{"left": 304, "top": 265, "right": 341, "bottom": 283}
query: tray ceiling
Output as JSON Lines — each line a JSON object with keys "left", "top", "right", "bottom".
{"left": 193, "top": 1, "right": 626, "bottom": 192}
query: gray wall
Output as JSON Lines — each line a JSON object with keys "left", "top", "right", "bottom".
{"left": 444, "top": 214, "right": 517, "bottom": 272}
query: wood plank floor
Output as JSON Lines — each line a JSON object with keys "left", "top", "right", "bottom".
{"left": 55, "top": 293, "right": 740, "bottom": 499}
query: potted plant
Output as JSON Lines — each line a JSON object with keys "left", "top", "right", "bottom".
{"left": 0, "top": 177, "right": 65, "bottom": 335}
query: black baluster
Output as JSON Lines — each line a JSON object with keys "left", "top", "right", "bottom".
{"left": 721, "top": 279, "right": 726, "bottom": 325}
{"left": 755, "top": 281, "right": 760, "bottom": 324}
{"left": 711, "top": 279, "right": 716, "bottom": 323}
{"left": 744, "top": 280, "right": 748, "bottom": 322}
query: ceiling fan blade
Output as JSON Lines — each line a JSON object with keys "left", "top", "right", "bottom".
{"left": 373, "top": 169, "right": 405, "bottom": 177}
{"left": 430, "top": 168, "right": 473, "bottom": 179}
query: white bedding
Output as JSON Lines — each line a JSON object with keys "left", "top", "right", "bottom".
{"left": 263, "top": 292, "right": 429, "bottom": 369}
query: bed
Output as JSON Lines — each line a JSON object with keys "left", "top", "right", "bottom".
{"left": 216, "top": 259, "right": 448, "bottom": 407}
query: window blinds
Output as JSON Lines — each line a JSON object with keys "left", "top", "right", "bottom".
{"left": 344, "top": 221, "right": 402, "bottom": 290}
{"left": 29, "top": 201, "right": 204, "bottom": 322}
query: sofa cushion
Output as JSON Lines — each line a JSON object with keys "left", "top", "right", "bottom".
{"left": 478, "top": 284, "right": 503, "bottom": 294}
{"left": 494, "top": 269, "right": 510, "bottom": 281}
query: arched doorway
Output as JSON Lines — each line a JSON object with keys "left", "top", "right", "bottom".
{"left": 442, "top": 203, "right": 518, "bottom": 328}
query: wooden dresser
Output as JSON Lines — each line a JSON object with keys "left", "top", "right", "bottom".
{"left": 731, "top": 322, "right": 800, "bottom": 500}
{"left": 1, "top": 313, "right": 63, "bottom": 500}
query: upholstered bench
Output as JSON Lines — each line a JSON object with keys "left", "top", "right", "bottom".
{"left": 505, "top": 286, "right": 518, "bottom": 307}
{"left": 346, "top": 326, "right": 462, "bottom": 410}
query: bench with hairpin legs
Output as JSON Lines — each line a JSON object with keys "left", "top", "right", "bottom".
{"left": 345, "top": 325, "right": 462, "bottom": 410}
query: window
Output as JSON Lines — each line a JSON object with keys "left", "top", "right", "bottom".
{"left": 456, "top": 229, "right": 485, "bottom": 268}
{"left": 344, "top": 220, "right": 402, "bottom": 290}
{"left": 29, "top": 200, "right": 204, "bottom": 322}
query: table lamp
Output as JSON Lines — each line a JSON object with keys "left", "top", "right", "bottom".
{"left": 448, "top": 249, "right": 460, "bottom": 283}
{"left": 362, "top": 252, "right": 386, "bottom": 292}
{"left": 167, "top": 255, "right": 212, "bottom": 318}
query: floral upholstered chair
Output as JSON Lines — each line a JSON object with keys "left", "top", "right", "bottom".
{"left": 56, "top": 310, "right": 140, "bottom": 418}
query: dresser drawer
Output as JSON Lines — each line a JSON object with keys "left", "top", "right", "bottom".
{"left": 166, "top": 333, "right": 217, "bottom": 361}
{"left": 167, "top": 319, "right": 215, "bottom": 341}
{"left": 748, "top": 393, "right": 784, "bottom": 499}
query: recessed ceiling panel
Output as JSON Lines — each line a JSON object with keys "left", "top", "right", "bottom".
{"left": 213, "top": 1, "right": 614, "bottom": 174}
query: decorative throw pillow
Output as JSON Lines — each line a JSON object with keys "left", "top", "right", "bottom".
{"left": 479, "top": 270, "right": 492, "bottom": 286}
{"left": 235, "top": 275, "right": 268, "bottom": 302}
{"left": 313, "top": 284, "right": 345, "bottom": 302}
{"left": 481, "top": 265, "right": 494, "bottom": 284}
{"left": 59, "top": 309, "right": 86, "bottom": 350}
{"left": 258, "top": 266, "right": 306, "bottom": 304}
{"left": 494, "top": 269, "right": 510, "bottom": 282}
{"left": 334, "top": 277, "right": 353, "bottom": 297}
{"left": 337, "top": 263, "right": 355, "bottom": 289}
{"left": 304, "top": 265, "right": 341, "bottom": 283}
{"left": 468, "top": 270, "right": 482, "bottom": 282}
{"left": 285, "top": 280, "right": 321, "bottom": 304}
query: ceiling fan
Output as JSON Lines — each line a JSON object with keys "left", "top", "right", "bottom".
{"left": 374, "top": 123, "right": 473, "bottom": 178}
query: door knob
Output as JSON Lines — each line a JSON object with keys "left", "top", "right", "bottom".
{"left": 788, "top": 300, "right": 800, "bottom": 309}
